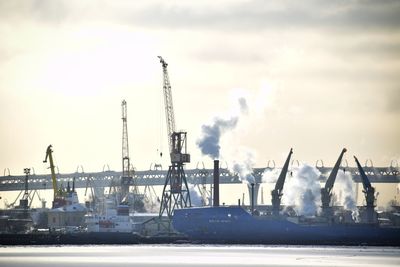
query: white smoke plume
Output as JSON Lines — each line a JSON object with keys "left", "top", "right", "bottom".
{"left": 283, "top": 164, "right": 321, "bottom": 216}
{"left": 335, "top": 170, "right": 360, "bottom": 221}
{"left": 262, "top": 168, "right": 281, "bottom": 184}
{"left": 197, "top": 96, "right": 248, "bottom": 159}
{"left": 335, "top": 170, "right": 357, "bottom": 210}
{"left": 197, "top": 87, "right": 269, "bottom": 188}
{"left": 188, "top": 183, "right": 203, "bottom": 207}
{"left": 230, "top": 149, "right": 256, "bottom": 184}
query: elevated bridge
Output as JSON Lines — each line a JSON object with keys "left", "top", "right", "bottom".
{"left": 0, "top": 166, "right": 398, "bottom": 192}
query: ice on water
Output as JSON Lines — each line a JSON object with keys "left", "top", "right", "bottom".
{"left": 1, "top": 245, "right": 399, "bottom": 267}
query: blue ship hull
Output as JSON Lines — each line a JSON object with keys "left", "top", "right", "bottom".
{"left": 172, "top": 206, "right": 400, "bottom": 245}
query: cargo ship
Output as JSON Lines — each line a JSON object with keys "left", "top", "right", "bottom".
{"left": 172, "top": 152, "right": 400, "bottom": 245}
{"left": 172, "top": 206, "right": 400, "bottom": 245}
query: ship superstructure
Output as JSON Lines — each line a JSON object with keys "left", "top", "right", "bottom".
{"left": 85, "top": 199, "right": 133, "bottom": 233}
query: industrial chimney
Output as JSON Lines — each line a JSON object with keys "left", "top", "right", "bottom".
{"left": 213, "top": 160, "right": 220, "bottom": 207}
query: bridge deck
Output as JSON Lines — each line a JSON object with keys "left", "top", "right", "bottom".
{"left": 0, "top": 166, "right": 398, "bottom": 192}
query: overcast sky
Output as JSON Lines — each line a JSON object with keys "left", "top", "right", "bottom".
{"left": 0, "top": 0, "right": 399, "bottom": 175}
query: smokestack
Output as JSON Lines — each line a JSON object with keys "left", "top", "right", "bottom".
{"left": 213, "top": 160, "right": 220, "bottom": 207}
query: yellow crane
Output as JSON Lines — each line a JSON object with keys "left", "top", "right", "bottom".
{"left": 43, "top": 145, "right": 65, "bottom": 207}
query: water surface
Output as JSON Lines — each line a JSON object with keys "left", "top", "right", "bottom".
{"left": 0, "top": 245, "right": 399, "bottom": 267}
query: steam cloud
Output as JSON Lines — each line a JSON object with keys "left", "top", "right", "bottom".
{"left": 335, "top": 170, "right": 359, "bottom": 220}
{"left": 283, "top": 164, "right": 321, "bottom": 216}
{"left": 197, "top": 97, "right": 248, "bottom": 159}
{"left": 188, "top": 183, "right": 203, "bottom": 207}
{"left": 231, "top": 150, "right": 256, "bottom": 184}
{"left": 261, "top": 168, "right": 281, "bottom": 184}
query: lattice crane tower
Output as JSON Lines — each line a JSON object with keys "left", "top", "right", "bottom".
{"left": 158, "top": 56, "right": 191, "bottom": 218}
{"left": 120, "top": 99, "right": 133, "bottom": 203}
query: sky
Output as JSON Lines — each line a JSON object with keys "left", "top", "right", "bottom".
{"left": 0, "top": 0, "right": 400, "bottom": 176}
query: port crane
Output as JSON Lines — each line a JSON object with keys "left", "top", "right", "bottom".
{"left": 158, "top": 56, "right": 191, "bottom": 218}
{"left": 271, "top": 148, "right": 293, "bottom": 216}
{"left": 18, "top": 168, "right": 30, "bottom": 209}
{"left": 354, "top": 156, "right": 376, "bottom": 223}
{"left": 119, "top": 99, "right": 136, "bottom": 204}
{"left": 321, "top": 148, "right": 347, "bottom": 217}
{"left": 43, "top": 145, "right": 66, "bottom": 208}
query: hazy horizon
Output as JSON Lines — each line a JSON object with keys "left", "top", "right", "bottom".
{"left": 1, "top": 1, "right": 399, "bottom": 175}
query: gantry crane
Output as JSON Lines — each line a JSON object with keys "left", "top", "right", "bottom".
{"left": 354, "top": 156, "right": 376, "bottom": 223}
{"left": 271, "top": 148, "right": 293, "bottom": 216}
{"left": 158, "top": 56, "right": 191, "bottom": 218}
{"left": 43, "top": 145, "right": 66, "bottom": 208}
{"left": 321, "top": 148, "right": 347, "bottom": 217}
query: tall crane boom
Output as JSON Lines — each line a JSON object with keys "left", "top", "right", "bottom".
{"left": 43, "top": 145, "right": 58, "bottom": 198}
{"left": 43, "top": 145, "right": 67, "bottom": 208}
{"left": 324, "top": 148, "right": 347, "bottom": 192}
{"left": 321, "top": 148, "right": 347, "bottom": 217}
{"left": 354, "top": 155, "right": 376, "bottom": 223}
{"left": 157, "top": 56, "right": 191, "bottom": 219}
{"left": 121, "top": 100, "right": 130, "bottom": 179}
{"left": 271, "top": 148, "right": 293, "bottom": 216}
{"left": 158, "top": 56, "right": 176, "bottom": 153}
{"left": 354, "top": 156, "right": 373, "bottom": 191}
{"left": 120, "top": 100, "right": 134, "bottom": 204}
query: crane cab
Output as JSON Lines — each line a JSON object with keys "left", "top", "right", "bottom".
{"left": 170, "top": 131, "right": 190, "bottom": 164}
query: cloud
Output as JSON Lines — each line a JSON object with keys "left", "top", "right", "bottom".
{"left": 2, "top": 1, "right": 400, "bottom": 33}
{"left": 130, "top": 0, "right": 400, "bottom": 32}
{"left": 0, "top": 0, "right": 70, "bottom": 23}
{"left": 385, "top": 88, "right": 400, "bottom": 113}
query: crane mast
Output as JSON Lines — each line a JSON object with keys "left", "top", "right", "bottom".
{"left": 271, "top": 148, "right": 293, "bottom": 216}
{"left": 157, "top": 56, "right": 191, "bottom": 219}
{"left": 159, "top": 56, "right": 176, "bottom": 153}
{"left": 354, "top": 156, "right": 376, "bottom": 223}
{"left": 120, "top": 100, "right": 134, "bottom": 204}
{"left": 43, "top": 145, "right": 66, "bottom": 208}
{"left": 122, "top": 100, "right": 130, "bottom": 178}
{"left": 43, "top": 145, "right": 58, "bottom": 198}
{"left": 321, "top": 148, "right": 347, "bottom": 217}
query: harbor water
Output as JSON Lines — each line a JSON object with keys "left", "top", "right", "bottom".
{"left": 0, "top": 245, "right": 399, "bottom": 267}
